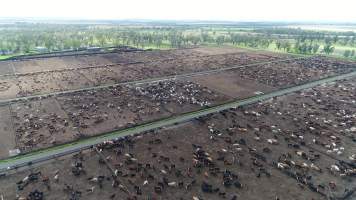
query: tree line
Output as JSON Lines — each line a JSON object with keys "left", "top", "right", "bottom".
{"left": 0, "top": 23, "right": 356, "bottom": 59}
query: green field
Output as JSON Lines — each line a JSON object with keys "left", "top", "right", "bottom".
{"left": 0, "top": 55, "right": 13, "bottom": 60}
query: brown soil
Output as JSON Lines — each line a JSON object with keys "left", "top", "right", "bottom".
{"left": 0, "top": 105, "right": 16, "bottom": 158}
{"left": 0, "top": 76, "right": 355, "bottom": 200}
{"left": 10, "top": 98, "right": 80, "bottom": 152}
{"left": 187, "top": 71, "right": 276, "bottom": 98}
{"left": 0, "top": 76, "right": 20, "bottom": 100}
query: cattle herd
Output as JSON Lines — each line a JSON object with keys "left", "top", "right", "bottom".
{"left": 0, "top": 47, "right": 355, "bottom": 200}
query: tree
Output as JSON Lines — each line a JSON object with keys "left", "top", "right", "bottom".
{"left": 343, "top": 50, "right": 351, "bottom": 58}
{"left": 97, "top": 35, "right": 107, "bottom": 47}
{"left": 201, "top": 32, "right": 210, "bottom": 43}
{"left": 312, "top": 44, "right": 320, "bottom": 54}
{"left": 215, "top": 35, "right": 225, "bottom": 46}
{"left": 187, "top": 35, "right": 200, "bottom": 45}
{"left": 153, "top": 34, "right": 163, "bottom": 48}
{"left": 333, "top": 35, "right": 339, "bottom": 43}
{"left": 323, "top": 43, "right": 335, "bottom": 55}
{"left": 282, "top": 42, "right": 291, "bottom": 52}
{"left": 276, "top": 40, "right": 282, "bottom": 50}
{"left": 44, "top": 38, "right": 54, "bottom": 51}
{"left": 0, "top": 41, "right": 7, "bottom": 55}
{"left": 168, "top": 31, "right": 184, "bottom": 48}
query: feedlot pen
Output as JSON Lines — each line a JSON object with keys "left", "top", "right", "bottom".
{"left": 0, "top": 47, "right": 355, "bottom": 200}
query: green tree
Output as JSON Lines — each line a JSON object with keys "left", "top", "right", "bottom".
{"left": 351, "top": 50, "right": 355, "bottom": 57}
{"left": 323, "top": 43, "right": 335, "bottom": 55}
{"left": 276, "top": 40, "right": 282, "bottom": 50}
{"left": 215, "top": 35, "right": 225, "bottom": 46}
{"left": 343, "top": 50, "right": 351, "bottom": 58}
{"left": 312, "top": 44, "right": 320, "bottom": 54}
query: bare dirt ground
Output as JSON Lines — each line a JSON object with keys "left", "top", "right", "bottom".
{"left": 190, "top": 47, "right": 292, "bottom": 59}
{"left": 10, "top": 98, "right": 80, "bottom": 153}
{"left": 0, "top": 150, "right": 117, "bottom": 200}
{"left": 125, "top": 51, "right": 291, "bottom": 78}
{"left": 11, "top": 60, "right": 41, "bottom": 74}
{"left": 0, "top": 47, "right": 295, "bottom": 97}
{"left": 0, "top": 121, "right": 322, "bottom": 200}
{"left": 0, "top": 105, "right": 16, "bottom": 158}
{"left": 199, "top": 110, "right": 354, "bottom": 199}
{"left": 244, "top": 78, "right": 356, "bottom": 164}
{"left": 132, "top": 80, "right": 229, "bottom": 113}
{"left": 17, "top": 71, "right": 93, "bottom": 96}
{"left": 234, "top": 56, "right": 356, "bottom": 88}
{"left": 55, "top": 80, "right": 228, "bottom": 138}
{"left": 59, "top": 56, "right": 91, "bottom": 69}
{"left": 0, "top": 61, "right": 15, "bottom": 75}
{"left": 74, "top": 55, "right": 114, "bottom": 67}
{"left": 1, "top": 51, "right": 354, "bottom": 99}
{"left": 190, "top": 46, "right": 250, "bottom": 55}
{"left": 0, "top": 76, "right": 20, "bottom": 100}
{"left": 0, "top": 47, "right": 355, "bottom": 156}
{"left": 0, "top": 47, "right": 355, "bottom": 200}
{"left": 1, "top": 77, "right": 230, "bottom": 154}
{"left": 0, "top": 76, "right": 355, "bottom": 200}
{"left": 13, "top": 58, "right": 71, "bottom": 74}
{"left": 186, "top": 71, "right": 276, "bottom": 98}
{"left": 76, "top": 67, "right": 122, "bottom": 86}
{"left": 100, "top": 48, "right": 205, "bottom": 63}
{"left": 55, "top": 85, "right": 167, "bottom": 137}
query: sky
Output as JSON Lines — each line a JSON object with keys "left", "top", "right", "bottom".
{"left": 1, "top": 0, "right": 356, "bottom": 22}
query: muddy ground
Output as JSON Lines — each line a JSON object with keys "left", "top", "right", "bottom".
{"left": 0, "top": 105, "right": 16, "bottom": 158}
{"left": 0, "top": 47, "right": 355, "bottom": 158}
{"left": 233, "top": 56, "right": 356, "bottom": 88}
{"left": 10, "top": 98, "right": 80, "bottom": 153}
{"left": 0, "top": 61, "right": 15, "bottom": 75}
{"left": 0, "top": 77, "right": 355, "bottom": 200}
{"left": 0, "top": 121, "right": 322, "bottom": 200}
{"left": 0, "top": 47, "right": 355, "bottom": 200}
{"left": 12, "top": 57, "right": 72, "bottom": 74}
{"left": 0, "top": 76, "right": 20, "bottom": 100}
{"left": 16, "top": 71, "right": 94, "bottom": 96}
{"left": 186, "top": 71, "right": 276, "bottom": 99}
{"left": 0, "top": 47, "right": 293, "bottom": 98}
{"left": 0, "top": 52, "right": 354, "bottom": 100}
{"left": 3, "top": 79, "right": 228, "bottom": 154}
{"left": 240, "top": 79, "right": 356, "bottom": 163}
